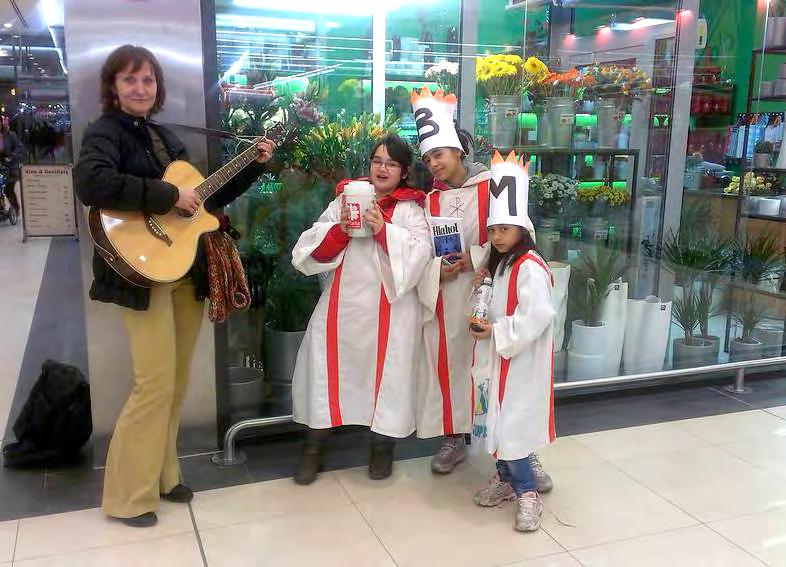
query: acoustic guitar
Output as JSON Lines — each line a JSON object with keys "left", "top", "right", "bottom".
{"left": 88, "top": 123, "right": 285, "bottom": 287}
{"left": 88, "top": 123, "right": 286, "bottom": 287}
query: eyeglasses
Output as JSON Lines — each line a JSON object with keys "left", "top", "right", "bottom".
{"left": 371, "top": 157, "right": 402, "bottom": 170}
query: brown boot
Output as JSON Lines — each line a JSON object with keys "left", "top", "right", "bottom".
{"left": 294, "top": 428, "right": 331, "bottom": 485}
{"left": 368, "top": 434, "right": 395, "bottom": 480}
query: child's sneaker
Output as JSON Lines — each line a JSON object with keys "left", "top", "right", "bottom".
{"left": 474, "top": 474, "right": 515, "bottom": 507}
{"left": 514, "top": 491, "right": 543, "bottom": 532}
{"left": 431, "top": 435, "right": 466, "bottom": 474}
{"left": 528, "top": 453, "right": 553, "bottom": 493}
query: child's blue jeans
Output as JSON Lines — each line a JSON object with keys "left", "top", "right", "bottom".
{"left": 496, "top": 456, "right": 536, "bottom": 495}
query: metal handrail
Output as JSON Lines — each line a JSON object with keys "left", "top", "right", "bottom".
{"left": 211, "top": 356, "right": 786, "bottom": 466}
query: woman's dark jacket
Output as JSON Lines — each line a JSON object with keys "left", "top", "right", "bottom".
{"left": 75, "top": 109, "right": 265, "bottom": 310}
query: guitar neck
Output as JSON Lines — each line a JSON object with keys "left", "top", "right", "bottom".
{"left": 195, "top": 137, "right": 263, "bottom": 202}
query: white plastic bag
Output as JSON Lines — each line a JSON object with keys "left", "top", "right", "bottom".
{"left": 469, "top": 373, "right": 490, "bottom": 457}
{"left": 548, "top": 262, "right": 571, "bottom": 351}
{"left": 600, "top": 281, "right": 628, "bottom": 376}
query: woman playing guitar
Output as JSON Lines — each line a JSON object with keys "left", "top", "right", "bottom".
{"left": 75, "top": 45, "right": 274, "bottom": 528}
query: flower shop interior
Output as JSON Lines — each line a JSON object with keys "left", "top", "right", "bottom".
{"left": 200, "top": 0, "right": 786, "bottom": 450}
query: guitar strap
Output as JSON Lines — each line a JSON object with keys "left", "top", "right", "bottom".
{"left": 159, "top": 122, "right": 246, "bottom": 141}
{"left": 146, "top": 126, "right": 173, "bottom": 169}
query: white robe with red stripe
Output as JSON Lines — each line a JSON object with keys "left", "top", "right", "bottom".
{"left": 416, "top": 170, "right": 492, "bottom": 438}
{"left": 473, "top": 253, "right": 556, "bottom": 461}
{"left": 291, "top": 197, "right": 432, "bottom": 437}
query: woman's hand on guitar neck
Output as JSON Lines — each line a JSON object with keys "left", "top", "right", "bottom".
{"left": 255, "top": 139, "right": 275, "bottom": 164}
{"left": 175, "top": 186, "right": 200, "bottom": 215}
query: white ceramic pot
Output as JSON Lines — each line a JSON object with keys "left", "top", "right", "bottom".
{"left": 549, "top": 262, "right": 571, "bottom": 351}
{"left": 759, "top": 198, "right": 781, "bottom": 217}
{"left": 566, "top": 350, "right": 607, "bottom": 381}
{"left": 569, "top": 320, "right": 609, "bottom": 357}
{"left": 600, "top": 281, "right": 628, "bottom": 376}
{"left": 623, "top": 296, "right": 672, "bottom": 374}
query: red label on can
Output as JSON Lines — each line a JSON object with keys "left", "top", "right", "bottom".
{"left": 347, "top": 202, "right": 362, "bottom": 229}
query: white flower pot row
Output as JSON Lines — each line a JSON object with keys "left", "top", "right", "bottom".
{"left": 565, "top": 284, "right": 672, "bottom": 381}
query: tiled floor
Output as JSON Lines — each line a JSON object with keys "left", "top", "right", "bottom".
{"left": 2, "top": 407, "right": 785, "bottom": 566}
{"left": 0, "top": 222, "right": 50, "bottom": 435}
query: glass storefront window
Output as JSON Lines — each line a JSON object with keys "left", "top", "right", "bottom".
{"left": 208, "top": 0, "right": 786, "bottom": 435}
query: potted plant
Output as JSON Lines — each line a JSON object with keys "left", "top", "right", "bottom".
{"left": 730, "top": 292, "right": 767, "bottom": 362}
{"left": 671, "top": 287, "right": 718, "bottom": 368}
{"left": 754, "top": 140, "right": 774, "bottom": 169}
{"left": 660, "top": 227, "right": 731, "bottom": 290}
{"left": 529, "top": 173, "right": 577, "bottom": 259}
{"left": 425, "top": 60, "right": 459, "bottom": 95}
{"left": 476, "top": 53, "right": 526, "bottom": 150}
{"left": 581, "top": 65, "right": 651, "bottom": 148}
{"left": 263, "top": 259, "right": 322, "bottom": 380}
{"left": 575, "top": 184, "right": 630, "bottom": 242}
{"left": 531, "top": 67, "right": 591, "bottom": 148}
{"left": 734, "top": 232, "right": 784, "bottom": 291}
{"left": 566, "top": 246, "right": 627, "bottom": 380}
{"left": 694, "top": 279, "right": 723, "bottom": 358}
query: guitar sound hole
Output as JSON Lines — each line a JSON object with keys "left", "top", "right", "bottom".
{"left": 176, "top": 208, "right": 200, "bottom": 220}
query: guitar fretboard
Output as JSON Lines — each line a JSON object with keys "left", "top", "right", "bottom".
{"left": 195, "top": 138, "right": 263, "bottom": 202}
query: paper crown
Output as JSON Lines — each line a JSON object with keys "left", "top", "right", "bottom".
{"left": 410, "top": 86, "right": 463, "bottom": 156}
{"left": 488, "top": 150, "right": 535, "bottom": 241}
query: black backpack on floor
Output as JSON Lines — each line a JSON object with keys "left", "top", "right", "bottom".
{"left": 2, "top": 360, "right": 93, "bottom": 468}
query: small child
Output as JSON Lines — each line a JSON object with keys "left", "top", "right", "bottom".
{"left": 470, "top": 152, "right": 555, "bottom": 533}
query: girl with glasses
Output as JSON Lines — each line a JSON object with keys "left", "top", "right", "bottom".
{"left": 291, "top": 134, "right": 431, "bottom": 484}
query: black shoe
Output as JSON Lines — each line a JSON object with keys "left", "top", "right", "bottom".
{"left": 368, "top": 438, "right": 394, "bottom": 480}
{"left": 161, "top": 484, "right": 193, "bottom": 503}
{"left": 114, "top": 512, "right": 158, "bottom": 528}
{"left": 294, "top": 428, "right": 330, "bottom": 486}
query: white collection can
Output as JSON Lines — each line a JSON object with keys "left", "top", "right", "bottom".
{"left": 342, "top": 180, "right": 376, "bottom": 237}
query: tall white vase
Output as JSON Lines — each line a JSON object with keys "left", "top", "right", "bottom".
{"left": 600, "top": 281, "right": 628, "bottom": 376}
{"left": 549, "top": 262, "right": 571, "bottom": 351}
{"left": 623, "top": 296, "right": 672, "bottom": 374}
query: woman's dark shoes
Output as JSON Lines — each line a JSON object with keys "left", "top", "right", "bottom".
{"left": 161, "top": 484, "right": 193, "bottom": 503}
{"left": 294, "top": 429, "right": 331, "bottom": 485}
{"left": 114, "top": 512, "right": 158, "bottom": 528}
{"left": 368, "top": 440, "right": 394, "bottom": 480}
{"left": 294, "top": 444, "right": 325, "bottom": 485}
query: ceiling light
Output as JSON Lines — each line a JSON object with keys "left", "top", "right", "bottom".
{"left": 612, "top": 18, "right": 674, "bottom": 31}
{"left": 3, "top": 23, "right": 12, "bottom": 29}
{"left": 216, "top": 14, "right": 316, "bottom": 32}
{"left": 232, "top": 0, "right": 436, "bottom": 16}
